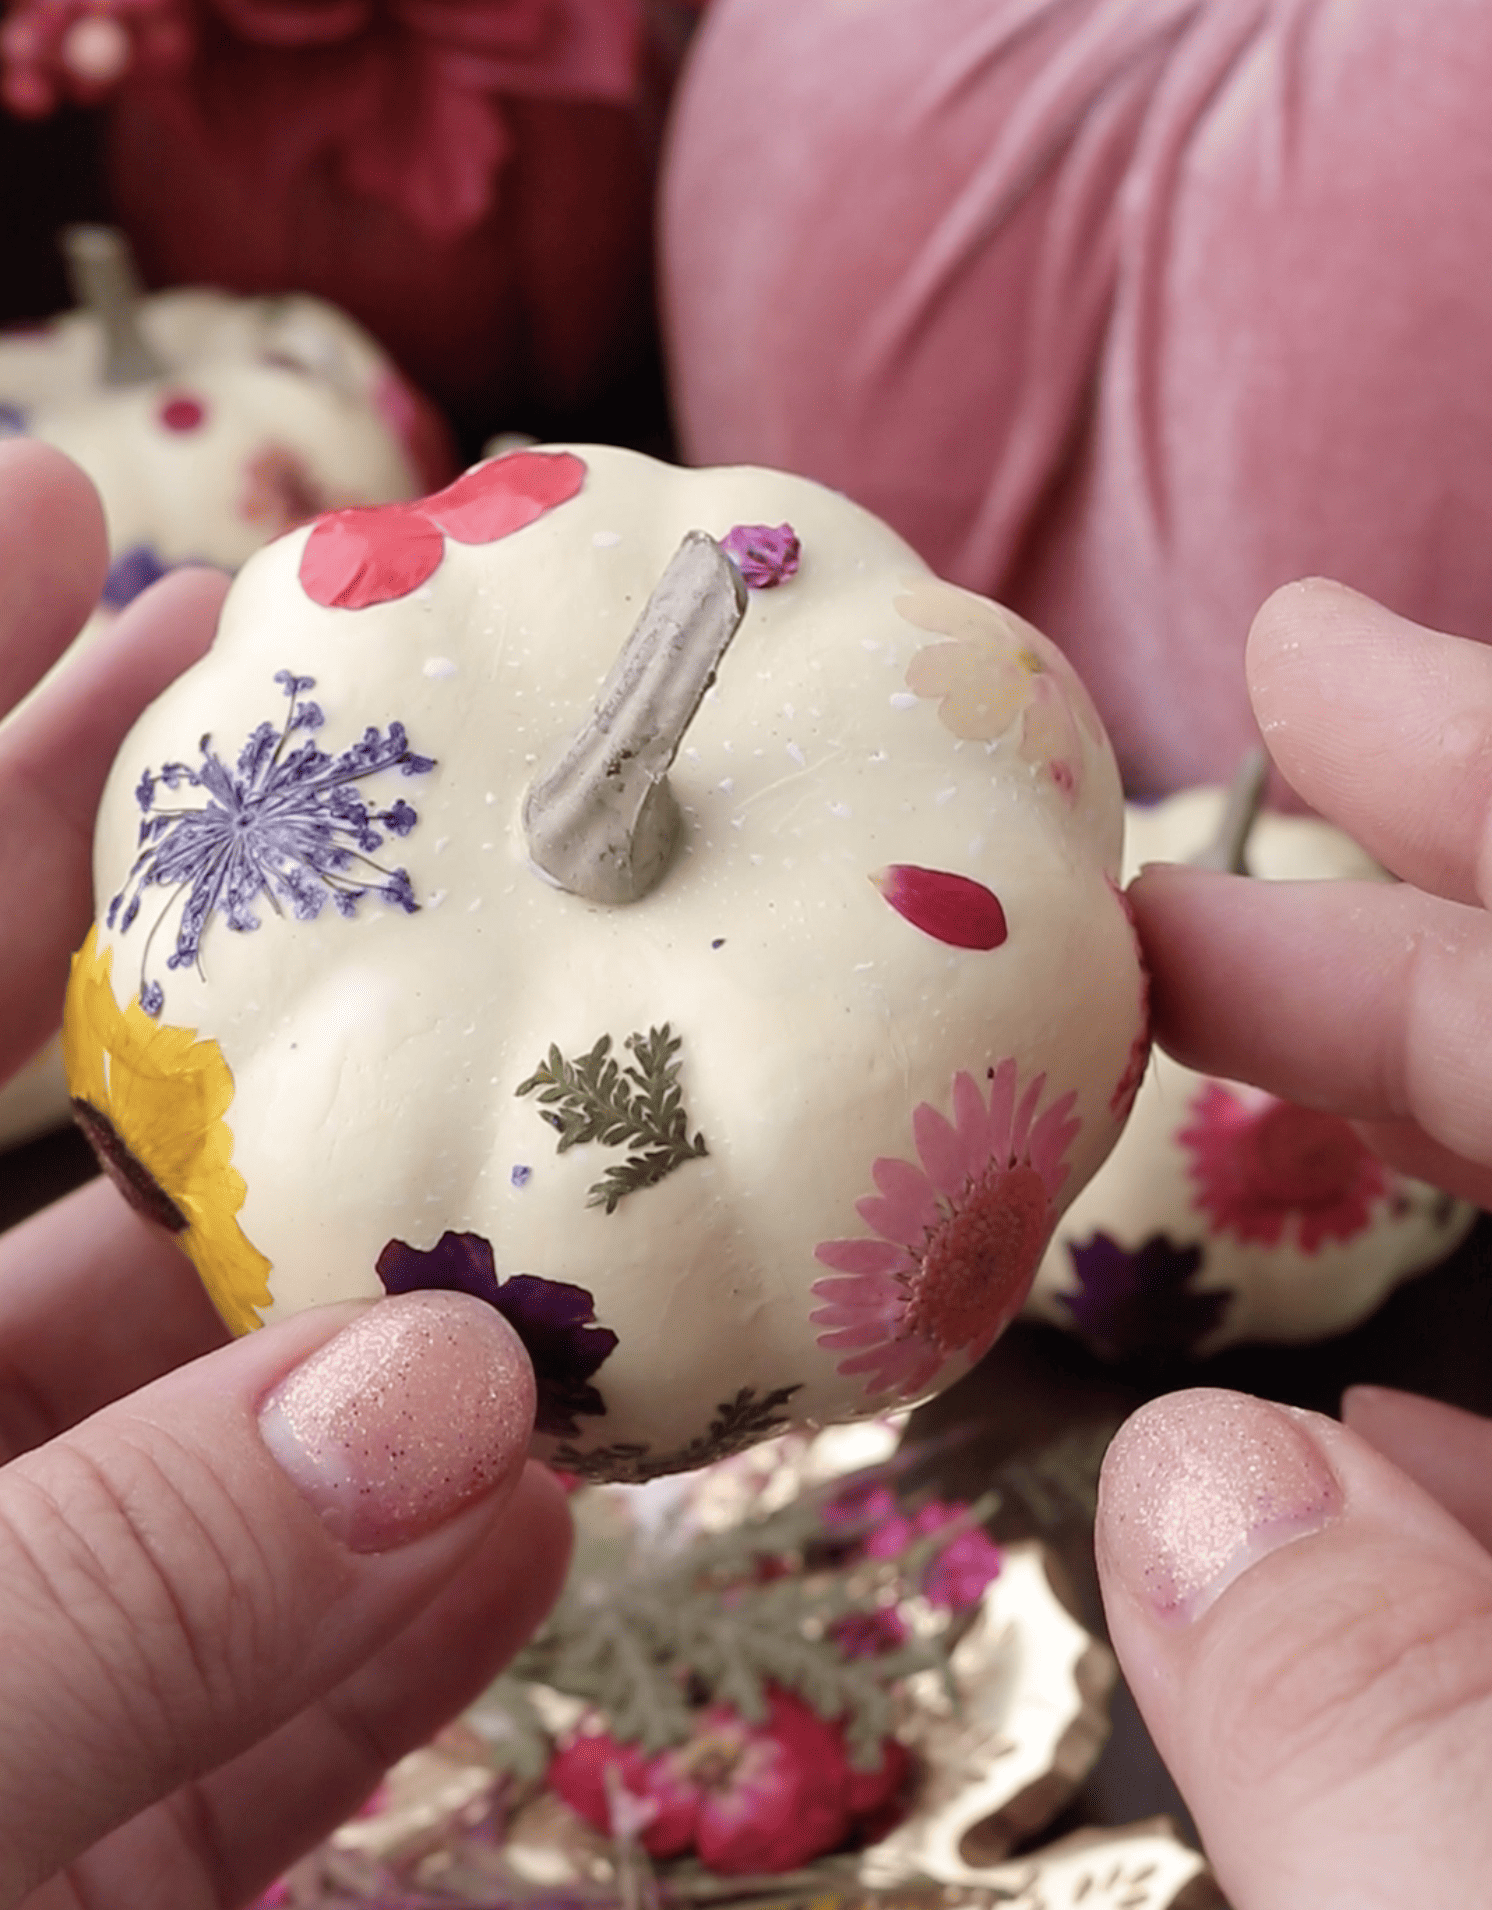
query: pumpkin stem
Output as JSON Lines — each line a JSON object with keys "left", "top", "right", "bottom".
{"left": 523, "top": 531, "right": 748, "bottom": 904}
{"left": 1190, "top": 746, "right": 1270, "bottom": 874}
{"left": 61, "top": 225, "right": 163, "bottom": 388}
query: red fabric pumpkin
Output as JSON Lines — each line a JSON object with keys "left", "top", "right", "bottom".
{"left": 3, "top": 0, "right": 703, "bottom": 421}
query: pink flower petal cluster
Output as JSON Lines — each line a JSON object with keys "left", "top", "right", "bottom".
{"left": 813, "top": 1060, "right": 1079, "bottom": 1401}
{"left": 547, "top": 1688, "right": 911, "bottom": 1875}
{"left": 827, "top": 1483, "right": 1003, "bottom": 1614}
{"left": 1178, "top": 1080, "right": 1388, "bottom": 1253}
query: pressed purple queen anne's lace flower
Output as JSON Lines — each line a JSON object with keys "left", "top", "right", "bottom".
{"left": 108, "top": 669, "right": 435, "bottom": 1015}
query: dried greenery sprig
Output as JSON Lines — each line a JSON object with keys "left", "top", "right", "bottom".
{"left": 516, "top": 1023, "right": 708, "bottom": 1212}
{"left": 484, "top": 1471, "right": 998, "bottom": 1774}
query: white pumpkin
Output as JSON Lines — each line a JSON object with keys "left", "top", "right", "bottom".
{"left": 0, "top": 228, "right": 450, "bottom": 594}
{"left": 65, "top": 443, "right": 1148, "bottom": 1479}
{"left": 1024, "top": 787, "right": 1478, "bottom": 1357}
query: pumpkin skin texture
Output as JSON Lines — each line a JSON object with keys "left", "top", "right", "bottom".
{"left": 1024, "top": 790, "right": 1478, "bottom": 1361}
{"left": 69, "top": 444, "right": 1148, "bottom": 1479}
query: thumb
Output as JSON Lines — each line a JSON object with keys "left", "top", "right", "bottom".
{"left": 1096, "top": 1387, "right": 1492, "bottom": 1908}
{"left": 0, "top": 1288, "right": 543, "bottom": 1900}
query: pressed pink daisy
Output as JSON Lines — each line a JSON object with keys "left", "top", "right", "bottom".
{"left": 812, "top": 1061, "right": 1080, "bottom": 1399}
{"left": 1178, "top": 1081, "right": 1388, "bottom": 1253}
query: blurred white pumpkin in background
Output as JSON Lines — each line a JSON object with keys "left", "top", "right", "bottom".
{"left": 1023, "top": 782, "right": 1478, "bottom": 1359}
{"left": 0, "top": 227, "right": 454, "bottom": 605}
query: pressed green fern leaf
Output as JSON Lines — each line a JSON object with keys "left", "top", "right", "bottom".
{"left": 516, "top": 1023, "right": 708, "bottom": 1212}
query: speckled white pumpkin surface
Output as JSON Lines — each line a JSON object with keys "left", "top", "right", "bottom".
{"left": 1025, "top": 788, "right": 1477, "bottom": 1358}
{"left": 68, "top": 445, "right": 1148, "bottom": 1479}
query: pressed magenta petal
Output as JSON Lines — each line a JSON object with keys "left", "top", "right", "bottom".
{"left": 810, "top": 1269, "right": 907, "bottom": 1306}
{"left": 950, "top": 1068, "right": 993, "bottom": 1160}
{"left": 1029, "top": 1091, "right": 1081, "bottom": 1195}
{"left": 837, "top": 1344, "right": 912, "bottom": 1383}
{"left": 810, "top": 1299, "right": 906, "bottom": 1333}
{"left": 871, "top": 864, "right": 1008, "bottom": 950}
{"left": 946, "top": 1069, "right": 994, "bottom": 1183}
{"left": 1011, "top": 1071, "right": 1047, "bottom": 1159}
{"left": 898, "top": 1344, "right": 949, "bottom": 1395}
{"left": 856, "top": 1190, "right": 936, "bottom": 1245}
{"left": 817, "top": 1323, "right": 896, "bottom": 1350}
{"left": 872, "top": 1153, "right": 935, "bottom": 1205}
{"left": 812, "top": 1237, "right": 908, "bottom": 1275}
{"left": 912, "top": 1099, "right": 966, "bottom": 1200}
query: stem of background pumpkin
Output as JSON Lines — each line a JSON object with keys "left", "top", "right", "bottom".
{"left": 61, "top": 225, "right": 164, "bottom": 387}
{"left": 1188, "top": 746, "right": 1270, "bottom": 875}
{"left": 522, "top": 531, "right": 748, "bottom": 905}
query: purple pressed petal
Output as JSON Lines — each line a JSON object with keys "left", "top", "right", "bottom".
{"left": 813, "top": 1237, "right": 909, "bottom": 1275}
{"left": 719, "top": 521, "right": 800, "bottom": 589}
{"left": 111, "top": 669, "right": 435, "bottom": 1011}
{"left": 376, "top": 1230, "right": 502, "bottom": 1307}
{"left": 375, "top": 1235, "right": 618, "bottom": 1439}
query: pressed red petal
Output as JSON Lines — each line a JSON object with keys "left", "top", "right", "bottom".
{"left": 423, "top": 447, "right": 587, "bottom": 543}
{"left": 843, "top": 1735, "right": 911, "bottom": 1819}
{"left": 692, "top": 1692, "right": 852, "bottom": 1874}
{"left": 871, "top": 865, "right": 1008, "bottom": 950}
{"left": 299, "top": 506, "right": 444, "bottom": 609}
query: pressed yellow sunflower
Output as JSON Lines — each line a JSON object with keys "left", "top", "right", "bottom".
{"left": 62, "top": 926, "right": 272, "bottom": 1335}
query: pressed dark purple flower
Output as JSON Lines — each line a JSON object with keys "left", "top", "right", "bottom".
{"left": 1063, "top": 1230, "right": 1227, "bottom": 1362}
{"left": 108, "top": 668, "right": 434, "bottom": 1014}
{"left": 102, "top": 543, "right": 173, "bottom": 610}
{"left": 376, "top": 1230, "right": 619, "bottom": 1438}
{"left": 870, "top": 865, "right": 1008, "bottom": 951}
{"left": 0, "top": 402, "right": 28, "bottom": 436}
{"left": 720, "top": 522, "right": 801, "bottom": 589}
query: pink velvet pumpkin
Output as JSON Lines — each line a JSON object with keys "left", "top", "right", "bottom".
{"left": 3, "top": 0, "right": 704, "bottom": 420}
{"left": 660, "top": 0, "right": 1492, "bottom": 797}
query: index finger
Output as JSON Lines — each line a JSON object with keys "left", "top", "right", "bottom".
{"left": 1129, "top": 860, "right": 1492, "bottom": 1196}
{"left": 1247, "top": 578, "right": 1492, "bottom": 910}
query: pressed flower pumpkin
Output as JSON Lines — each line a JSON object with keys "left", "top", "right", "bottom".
{"left": 1025, "top": 787, "right": 1478, "bottom": 1359}
{"left": 69, "top": 443, "right": 1147, "bottom": 1478}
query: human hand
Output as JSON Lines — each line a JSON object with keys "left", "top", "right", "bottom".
{"left": 0, "top": 440, "right": 572, "bottom": 1908}
{"left": 1096, "top": 580, "right": 1492, "bottom": 1905}
{"left": 1127, "top": 576, "right": 1492, "bottom": 1208}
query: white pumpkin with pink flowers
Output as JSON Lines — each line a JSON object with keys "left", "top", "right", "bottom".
{"left": 65, "top": 443, "right": 1148, "bottom": 1477}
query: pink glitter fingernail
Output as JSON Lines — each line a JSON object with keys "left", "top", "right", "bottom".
{"left": 1098, "top": 1388, "right": 1342, "bottom": 1623}
{"left": 259, "top": 1291, "right": 535, "bottom": 1553}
